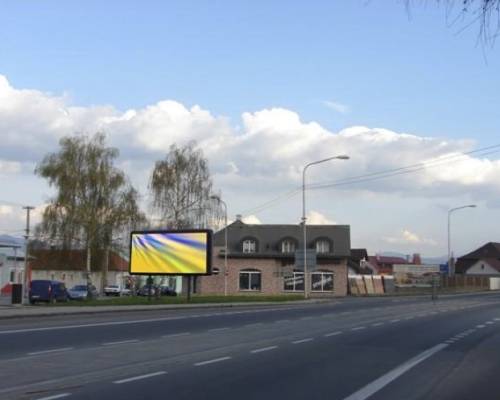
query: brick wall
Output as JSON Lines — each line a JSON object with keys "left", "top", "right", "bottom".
{"left": 198, "top": 247, "right": 348, "bottom": 297}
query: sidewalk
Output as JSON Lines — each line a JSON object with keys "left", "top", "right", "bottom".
{"left": 0, "top": 299, "right": 331, "bottom": 320}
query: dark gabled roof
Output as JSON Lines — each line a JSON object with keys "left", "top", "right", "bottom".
{"left": 29, "top": 249, "right": 128, "bottom": 272}
{"left": 459, "top": 242, "right": 500, "bottom": 260}
{"left": 350, "top": 248, "right": 368, "bottom": 261}
{"left": 214, "top": 221, "right": 351, "bottom": 257}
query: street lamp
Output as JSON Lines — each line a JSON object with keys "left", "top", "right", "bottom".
{"left": 210, "top": 195, "right": 228, "bottom": 296}
{"left": 447, "top": 204, "right": 476, "bottom": 276}
{"left": 302, "top": 155, "right": 349, "bottom": 299}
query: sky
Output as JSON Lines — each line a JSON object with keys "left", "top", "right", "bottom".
{"left": 0, "top": 0, "right": 499, "bottom": 258}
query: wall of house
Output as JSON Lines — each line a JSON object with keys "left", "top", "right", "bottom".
{"left": 465, "top": 260, "right": 500, "bottom": 276}
{"left": 198, "top": 250, "right": 348, "bottom": 297}
{"left": 31, "top": 270, "right": 130, "bottom": 292}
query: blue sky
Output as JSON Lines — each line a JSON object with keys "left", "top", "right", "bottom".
{"left": 1, "top": 0, "right": 499, "bottom": 141}
{"left": 1, "top": 1, "right": 499, "bottom": 257}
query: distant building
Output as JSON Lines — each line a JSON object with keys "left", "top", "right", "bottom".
{"left": 196, "top": 220, "right": 351, "bottom": 297}
{"left": 29, "top": 249, "right": 131, "bottom": 292}
{"left": 348, "top": 248, "right": 375, "bottom": 274}
{"left": 455, "top": 242, "right": 500, "bottom": 276}
{"left": 367, "top": 254, "right": 421, "bottom": 275}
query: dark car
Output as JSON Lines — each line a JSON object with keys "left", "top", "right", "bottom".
{"left": 29, "top": 280, "right": 68, "bottom": 304}
{"left": 159, "top": 285, "right": 177, "bottom": 296}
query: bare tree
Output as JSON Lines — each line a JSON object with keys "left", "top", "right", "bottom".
{"left": 149, "top": 142, "right": 219, "bottom": 229}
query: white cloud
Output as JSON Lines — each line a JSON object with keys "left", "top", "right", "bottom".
{"left": 0, "top": 160, "right": 21, "bottom": 174}
{"left": 242, "top": 215, "right": 262, "bottom": 224}
{"left": 323, "top": 100, "right": 350, "bottom": 114}
{"left": 306, "top": 210, "right": 336, "bottom": 225}
{"left": 384, "top": 229, "right": 437, "bottom": 246}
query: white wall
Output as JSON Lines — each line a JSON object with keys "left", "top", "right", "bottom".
{"left": 465, "top": 260, "right": 500, "bottom": 276}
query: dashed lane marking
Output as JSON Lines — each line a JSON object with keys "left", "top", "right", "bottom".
{"left": 113, "top": 371, "right": 167, "bottom": 384}
{"left": 250, "top": 346, "right": 278, "bottom": 354}
{"left": 162, "top": 332, "right": 191, "bottom": 338}
{"left": 35, "top": 393, "right": 72, "bottom": 400}
{"left": 28, "top": 347, "right": 74, "bottom": 356}
{"left": 194, "top": 356, "right": 232, "bottom": 366}
{"left": 352, "top": 326, "right": 366, "bottom": 331}
{"left": 102, "top": 339, "right": 139, "bottom": 346}
{"left": 292, "top": 338, "right": 314, "bottom": 344}
{"left": 324, "top": 331, "right": 343, "bottom": 337}
{"left": 208, "top": 327, "right": 230, "bottom": 332}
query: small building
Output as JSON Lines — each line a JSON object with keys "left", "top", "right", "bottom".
{"left": 0, "top": 235, "right": 26, "bottom": 295}
{"left": 455, "top": 242, "right": 500, "bottom": 276}
{"left": 348, "top": 248, "right": 375, "bottom": 275}
{"left": 29, "top": 249, "right": 131, "bottom": 292}
{"left": 196, "top": 220, "right": 351, "bottom": 297}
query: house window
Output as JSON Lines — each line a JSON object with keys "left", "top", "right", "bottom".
{"left": 284, "top": 272, "right": 304, "bottom": 292}
{"left": 281, "top": 239, "right": 296, "bottom": 253}
{"left": 9, "top": 270, "right": 15, "bottom": 283}
{"left": 311, "top": 272, "right": 334, "bottom": 292}
{"left": 242, "top": 239, "right": 256, "bottom": 254}
{"left": 316, "top": 240, "right": 330, "bottom": 254}
{"left": 239, "top": 269, "right": 261, "bottom": 291}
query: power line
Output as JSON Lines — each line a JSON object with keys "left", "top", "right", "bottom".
{"left": 239, "top": 143, "right": 500, "bottom": 216}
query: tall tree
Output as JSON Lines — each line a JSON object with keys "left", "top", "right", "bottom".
{"left": 35, "top": 133, "right": 146, "bottom": 293}
{"left": 149, "top": 142, "right": 218, "bottom": 229}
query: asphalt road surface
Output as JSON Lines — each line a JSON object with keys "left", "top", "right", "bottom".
{"left": 1, "top": 292, "right": 500, "bottom": 400}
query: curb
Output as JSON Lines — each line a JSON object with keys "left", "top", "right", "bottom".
{"left": 0, "top": 299, "right": 334, "bottom": 320}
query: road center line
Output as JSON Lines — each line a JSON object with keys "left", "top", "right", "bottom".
{"left": 324, "top": 331, "right": 342, "bottom": 337}
{"left": 208, "top": 327, "right": 230, "bottom": 332}
{"left": 35, "top": 393, "right": 72, "bottom": 400}
{"left": 102, "top": 339, "right": 139, "bottom": 346}
{"left": 251, "top": 346, "right": 278, "bottom": 353}
{"left": 194, "top": 356, "right": 232, "bottom": 366}
{"left": 352, "top": 326, "right": 366, "bottom": 331}
{"left": 292, "top": 338, "right": 314, "bottom": 344}
{"left": 113, "top": 371, "right": 167, "bottom": 384}
{"left": 342, "top": 343, "right": 448, "bottom": 400}
{"left": 162, "top": 332, "right": 191, "bottom": 338}
{"left": 28, "top": 347, "right": 74, "bottom": 356}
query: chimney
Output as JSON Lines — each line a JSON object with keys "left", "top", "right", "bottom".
{"left": 412, "top": 253, "right": 422, "bottom": 265}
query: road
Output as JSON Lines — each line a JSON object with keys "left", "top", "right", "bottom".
{"left": 1, "top": 292, "right": 500, "bottom": 400}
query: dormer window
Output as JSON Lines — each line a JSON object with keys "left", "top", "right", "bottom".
{"left": 242, "top": 239, "right": 256, "bottom": 254}
{"left": 316, "top": 239, "right": 331, "bottom": 254}
{"left": 281, "top": 239, "right": 296, "bottom": 253}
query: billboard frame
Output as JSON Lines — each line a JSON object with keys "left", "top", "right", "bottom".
{"left": 128, "top": 229, "right": 213, "bottom": 276}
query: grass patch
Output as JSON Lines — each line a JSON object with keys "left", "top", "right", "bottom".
{"left": 51, "top": 294, "right": 304, "bottom": 307}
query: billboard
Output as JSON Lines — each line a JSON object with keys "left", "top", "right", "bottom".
{"left": 393, "top": 264, "right": 440, "bottom": 287}
{"left": 129, "top": 230, "right": 212, "bottom": 276}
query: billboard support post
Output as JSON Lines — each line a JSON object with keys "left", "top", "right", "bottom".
{"left": 187, "top": 277, "right": 192, "bottom": 302}
{"left": 147, "top": 275, "right": 153, "bottom": 302}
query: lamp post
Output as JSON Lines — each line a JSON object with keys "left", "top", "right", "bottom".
{"left": 302, "top": 155, "right": 349, "bottom": 299}
{"left": 210, "top": 195, "right": 228, "bottom": 296}
{"left": 447, "top": 204, "right": 476, "bottom": 276}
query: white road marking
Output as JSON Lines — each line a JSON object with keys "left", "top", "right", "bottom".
{"left": 113, "top": 371, "right": 167, "bottom": 384}
{"left": 162, "top": 332, "right": 191, "bottom": 338}
{"left": 244, "top": 322, "right": 264, "bottom": 328}
{"left": 372, "top": 322, "right": 384, "bottom": 327}
{"left": 352, "top": 326, "right": 366, "bottom": 331}
{"left": 292, "top": 338, "right": 314, "bottom": 344}
{"left": 486, "top": 321, "right": 494, "bottom": 325}
{"left": 28, "top": 347, "right": 74, "bottom": 356}
{"left": 494, "top": 318, "right": 500, "bottom": 321}
{"left": 250, "top": 346, "right": 278, "bottom": 354}
{"left": 405, "top": 317, "right": 414, "bottom": 320}
{"left": 300, "top": 316, "right": 314, "bottom": 320}
{"left": 208, "top": 327, "right": 230, "bottom": 332}
{"left": 102, "top": 339, "right": 139, "bottom": 346}
{"left": 390, "top": 319, "right": 401, "bottom": 323}
{"left": 476, "top": 325, "right": 486, "bottom": 329}
{"left": 342, "top": 343, "right": 448, "bottom": 400}
{"left": 276, "top": 319, "right": 291, "bottom": 323}
{"left": 35, "top": 393, "right": 71, "bottom": 400}
{"left": 324, "top": 331, "right": 342, "bottom": 337}
{"left": 194, "top": 356, "right": 232, "bottom": 366}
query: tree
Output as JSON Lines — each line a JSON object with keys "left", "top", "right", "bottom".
{"left": 405, "top": 0, "right": 500, "bottom": 46}
{"left": 35, "top": 133, "right": 146, "bottom": 294}
{"left": 149, "top": 142, "right": 219, "bottom": 229}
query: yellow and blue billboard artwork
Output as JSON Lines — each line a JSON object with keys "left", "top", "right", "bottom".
{"left": 130, "top": 231, "right": 210, "bottom": 275}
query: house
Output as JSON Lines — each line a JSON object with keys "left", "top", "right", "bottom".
{"left": 0, "top": 235, "right": 26, "bottom": 295}
{"left": 455, "top": 242, "right": 500, "bottom": 276}
{"left": 196, "top": 219, "right": 351, "bottom": 297}
{"left": 29, "top": 249, "right": 131, "bottom": 292}
{"left": 367, "top": 254, "right": 421, "bottom": 275}
{"left": 348, "top": 248, "right": 375, "bottom": 274}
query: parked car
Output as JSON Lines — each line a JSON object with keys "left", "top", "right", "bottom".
{"left": 29, "top": 280, "right": 68, "bottom": 304}
{"left": 67, "top": 284, "right": 98, "bottom": 300}
{"left": 137, "top": 284, "right": 157, "bottom": 296}
{"left": 103, "top": 284, "right": 131, "bottom": 296}
{"left": 159, "top": 285, "right": 177, "bottom": 296}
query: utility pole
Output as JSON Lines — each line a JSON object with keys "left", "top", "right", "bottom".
{"left": 22, "top": 206, "right": 35, "bottom": 305}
